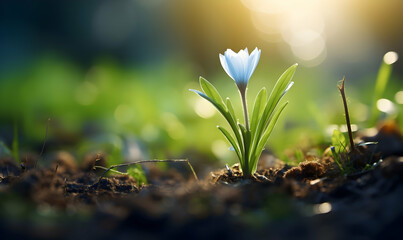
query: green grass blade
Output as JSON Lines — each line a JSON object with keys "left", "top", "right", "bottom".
{"left": 200, "top": 77, "right": 227, "bottom": 111}
{"left": 369, "top": 57, "right": 394, "bottom": 126}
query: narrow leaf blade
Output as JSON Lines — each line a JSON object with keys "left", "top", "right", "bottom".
{"left": 199, "top": 77, "right": 226, "bottom": 110}
{"left": 218, "top": 126, "right": 243, "bottom": 168}
{"left": 250, "top": 87, "right": 267, "bottom": 136}
{"left": 226, "top": 97, "right": 237, "bottom": 124}
{"left": 251, "top": 102, "right": 288, "bottom": 172}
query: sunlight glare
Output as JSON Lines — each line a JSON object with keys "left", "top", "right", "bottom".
{"left": 395, "top": 91, "right": 403, "bottom": 104}
{"left": 289, "top": 29, "right": 326, "bottom": 62}
{"left": 377, "top": 98, "right": 395, "bottom": 114}
{"left": 242, "top": 0, "right": 327, "bottom": 66}
{"left": 383, "top": 51, "right": 399, "bottom": 65}
{"left": 313, "top": 202, "right": 332, "bottom": 214}
{"left": 339, "top": 124, "right": 358, "bottom": 133}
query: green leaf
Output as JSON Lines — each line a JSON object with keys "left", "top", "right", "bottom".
{"left": 249, "top": 64, "right": 297, "bottom": 168}
{"left": 331, "top": 129, "right": 347, "bottom": 154}
{"left": 258, "top": 64, "right": 297, "bottom": 135}
{"left": 238, "top": 123, "right": 251, "bottom": 174}
{"left": 218, "top": 126, "right": 243, "bottom": 168}
{"left": 199, "top": 77, "right": 227, "bottom": 111}
{"left": 226, "top": 97, "right": 237, "bottom": 123}
{"left": 269, "top": 64, "right": 298, "bottom": 103}
{"left": 250, "top": 88, "right": 267, "bottom": 136}
{"left": 127, "top": 165, "right": 148, "bottom": 185}
{"left": 238, "top": 123, "right": 250, "bottom": 154}
{"left": 250, "top": 102, "right": 288, "bottom": 172}
{"left": 190, "top": 89, "right": 244, "bottom": 158}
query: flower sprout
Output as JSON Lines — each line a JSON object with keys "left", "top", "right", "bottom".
{"left": 191, "top": 47, "right": 297, "bottom": 177}
{"left": 219, "top": 47, "right": 261, "bottom": 91}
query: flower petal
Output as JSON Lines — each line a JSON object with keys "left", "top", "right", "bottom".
{"left": 219, "top": 47, "right": 261, "bottom": 88}
{"left": 238, "top": 48, "right": 250, "bottom": 84}
{"left": 225, "top": 50, "right": 243, "bottom": 84}
{"left": 219, "top": 53, "right": 234, "bottom": 80}
{"left": 246, "top": 48, "right": 261, "bottom": 81}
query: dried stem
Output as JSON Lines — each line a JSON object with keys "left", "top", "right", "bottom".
{"left": 337, "top": 77, "right": 355, "bottom": 152}
{"left": 95, "top": 159, "right": 198, "bottom": 189}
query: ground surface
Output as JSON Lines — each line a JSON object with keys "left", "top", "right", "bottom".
{"left": 1, "top": 125, "right": 403, "bottom": 240}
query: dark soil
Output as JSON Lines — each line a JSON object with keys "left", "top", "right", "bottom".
{"left": 1, "top": 126, "right": 403, "bottom": 240}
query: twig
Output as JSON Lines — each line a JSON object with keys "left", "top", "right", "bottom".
{"left": 94, "top": 166, "right": 127, "bottom": 175}
{"left": 337, "top": 77, "right": 355, "bottom": 152}
{"left": 95, "top": 159, "right": 199, "bottom": 190}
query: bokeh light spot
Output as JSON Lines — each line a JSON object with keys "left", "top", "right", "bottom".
{"left": 141, "top": 124, "right": 160, "bottom": 142}
{"left": 162, "top": 113, "right": 186, "bottom": 140}
{"left": 114, "top": 104, "right": 134, "bottom": 124}
{"left": 395, "top": 91, "right": 403, "bottom": 104}
{"left": 194, "top": 98, "right": 216, "bottom": 118}
{"left": 383, "top": 51, "right": 398, "bottom": 65}
{"left": 313, "top": 202, "right": 332, "bottom": 214}
{"left": 211, "top": 140, "right": 229, "bottom": 159}
{"left": 377, "top": 98, "right": 395, "bottom": 114}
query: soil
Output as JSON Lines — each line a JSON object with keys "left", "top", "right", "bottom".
{"left": 1, "top": 125, "right": 403, "bottom": 240}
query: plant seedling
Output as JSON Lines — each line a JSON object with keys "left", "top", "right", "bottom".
{"left": 191, "top": 48, "right": 297, "bottom": 178}
{"left": 332, "top": 77, "right": 379, "bottom": 174}
{"left": 337, "top": 77, "right": 355, "bottom": 152}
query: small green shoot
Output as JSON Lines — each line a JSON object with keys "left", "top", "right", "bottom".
{"left": 330, "top": 146, "right": 344, "bottom": 173}
{"left": 96, "top": 159, "right": 198, "bottom": 189}
{"left": 331, "top": 129, "right": 347, "bottom": 154}
{"left": 332, "top": 78, "right": 381, "bottom": 175}
{"left": 331, "top": 129, "right": 348, "bottom": 174}
{"left": 127, "top": 165, "right": 148, "bottom": 185}
{"left": 191, "top": 48, "right": 297, "bottom": 177}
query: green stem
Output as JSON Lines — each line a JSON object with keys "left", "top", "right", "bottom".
{"left": 240, "top": 88, "right": 251, "bottom": 178}
{"left": 240, "top": 89, "right": 250, "bottom": 131}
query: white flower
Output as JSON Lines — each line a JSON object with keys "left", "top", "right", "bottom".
{"left": 219, "top": 47, "right": 261, "bottom": 90}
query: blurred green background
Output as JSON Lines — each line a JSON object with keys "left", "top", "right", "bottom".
{"left": 0, "top": 0, "right": 402, "bottom": 169}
